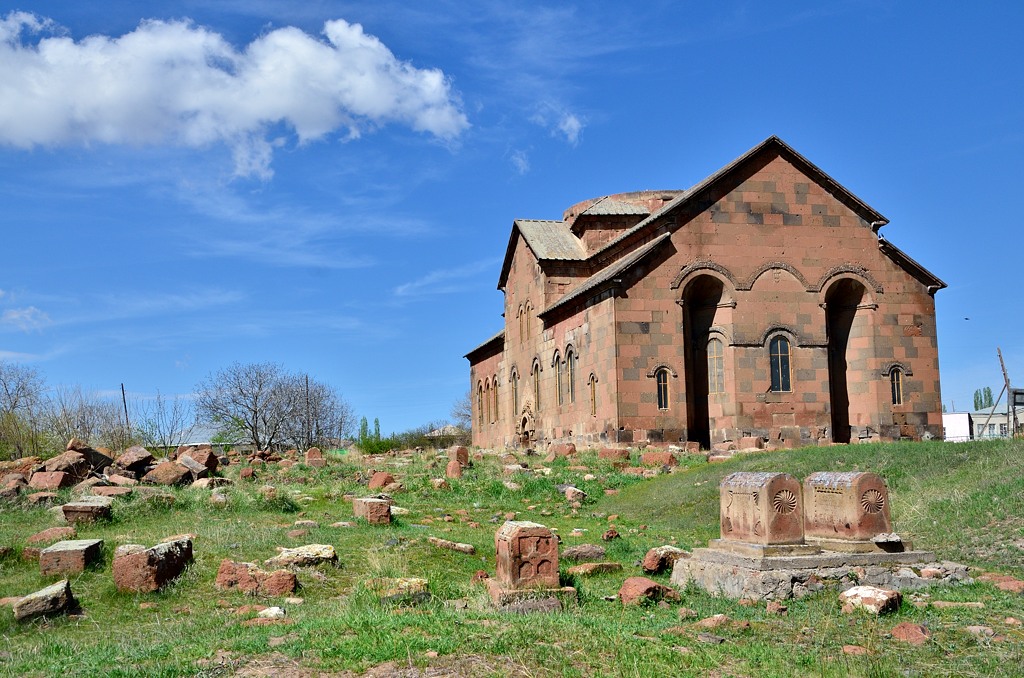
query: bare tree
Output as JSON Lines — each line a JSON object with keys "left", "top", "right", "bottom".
{"left": 138, "top": 391, "right": 197, "bottom": 453}
{"left": 195, "top": 362, "right": 299, "bottom": 451}
{"left": 41, "top": 385, "right": 137, "bottom": 452}
{"left": 278, "top": 373, "right": 355, "bottom": 451}
{"left": 0, "top": 360, "right": 46, "bottom": 458}
{"left": 451, "top": 388, "right": 472, "bottom": 431}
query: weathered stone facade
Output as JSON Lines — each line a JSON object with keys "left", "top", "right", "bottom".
{"left": 466, "top": 137, "right": 945, "bottom": 450}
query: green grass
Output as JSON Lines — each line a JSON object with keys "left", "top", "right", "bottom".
{"left": 1, "top": 439, "right": 1022, "bottom": 676}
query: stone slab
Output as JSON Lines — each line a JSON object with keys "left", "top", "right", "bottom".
{"left": 39, "top": 539, "right": 104, "bottom": 576}
{"left": 485, "top": 579, "right": 577, "bottom": 608}
{"left": 686, "top": 545, "right": 935, "bottom": 571}
{"left": 61, "top": 495, "right": 114, "bottom": 524}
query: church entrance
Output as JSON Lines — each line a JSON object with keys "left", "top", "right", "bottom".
{"left": 682, "top": 275, "right": 723, "bottom": 450}
{"left": 825, "top": 278, "right": 866, "bottom": 443}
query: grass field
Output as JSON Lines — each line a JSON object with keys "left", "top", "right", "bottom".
{"left": 1, "top": 438, "right": 1022, "bottom": 677}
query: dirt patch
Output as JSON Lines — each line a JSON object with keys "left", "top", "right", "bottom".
{"left": 198, "top": 651, "right": 540, "bottom": 677}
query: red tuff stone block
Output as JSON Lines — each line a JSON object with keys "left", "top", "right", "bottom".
{"left": 27, "top": 527, "right": 76, "bottom": 546}
{"left": 449, "top": 446, "right": 469, "bottom": 466}
{"left": 495, "top": 521, "right": 559, "bottom": 589}
{"left": 598, "top": 448, "right": 629, "bottom": 461}
{"left": 719, "top": 472, "right": 804, "bottom": 545}
{"left": 353, "top": 498, "right": 391, "bottom": 524}
{"left": 445, "top": 460, "right": 463, "bottom": 479}
{"left": 640, "top": 451, "right": 677, "bottom": 467}
{"left": 29, "top": 471, "right": 74, "bottom": 490}
{"left": 803, "top": 472, "right": 892, "bottom": 541}
{"left": 618, "top": 577, "right": 680, "bottom": 606}
{"left": 39, "top": 539, "right": 104, "bottom": 576}
{"left": 112, "top": 538, "right": 193, "bottom": 593}
{"left": 367, "top": 472, "right": 394, "bottom": 490}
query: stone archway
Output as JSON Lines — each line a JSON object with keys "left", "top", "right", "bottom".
{"left": 516, "top": 404, "right": 536, "bottom": 448}
{"left": 825, "top": 278, "right": 868, "bottom": 443}
{"left": 682, "top": 275, "right": 725, "bottom": 449}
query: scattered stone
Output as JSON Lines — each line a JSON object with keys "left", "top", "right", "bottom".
{"left": 216, "top": 559, "right": 299, "bottom": 596}
{"left": 39, "top": 539, "right": 104, "bottom": 576}
{"left": 239, "top": 467, "right": 256, "bottom": 481}
{"left": 40, "top": 451, "right": 90, "bottom": 480}
{"left": 368, "top": 471, "right": 395, "bottom": 490}
{"left": 449, "top": 446, "right": 469, "bottom": 467}
{"left": 382, "top": 482, "right": 404, "bottom": 494}
{"left": 641, "top": 545, "right": 690, "bottom": 574}
{"left": 331, "top": 521, "right": 355, "bottom": 528}
{"left": 549, "top": 443, "right": 576, "bottom": 457}
{"left": 177, "top": 454, "right": 209, "bottom": 480}
{"left": 13, "top": 579, "right": 77, "bottom": 622}
{"left": 979, "top": 573, "right": 1024, "bottom": 594}
{"left": 192, "top": 477, "right": 231, "bottom": 489}
{"left": 502, "top": 480, "right": 522, "bottom": 491}
{"left": 27, "top": 526, "right": 76, "bottom": 546}
{"left": 142, "top": 461, "right": 191, "bottom": 486}
{"left": 842, "top": 645, "right": 870, "bottom": 656}
{"left": 840, "top": 586, "right": 902, "bottom": 615}
{"left": 618, "top": 577, "right": 680, "bottom": 606}
{"left": 108, "top": 474, "right": 138, "bottom": 487}
{"left": 1, "top": 472, "right": 28, "bottom": 499}
{"left": 428, "top": 536, "right": 475, "bottom": 554}
{"left": 965, "top": 625, "right": 994, "bottom": 638}
{"left": 1005, "top": 617, "right": 1022, "bottom": 626}
{"left": 258, "top": 606, "right": 286, "bottom": 619}
{"left": 28, "top": 471, "right": 75, "bottom": 490}
{"left": 264, "top": 544, "right": 338, "bottom": 569}
{"left": 91, "top": 486, "right": 133, "bottom": 498}
{"left": 501, "top": 598, "right": 562, "bottom": 614}
{"left": 286, "top": 529, "right": 308, "bottom": 539}
{"left": 26, "top": 492, "right": 59, "bottom": 505}
{"left": 567, "top": 562, "right": 622, "bottom": 576}
{"left": 430, "top": 478, "right": 450, "bottom": 490}
{"left": 891, "top": 622, "right": 930, "bottom": 645}
{"left": 563, "top": 487, "right": 586, "bottom": 502}
{"left": 445, "top": 460, "right": 463, "bottom": 479}
{"left": 305, "top": 447, "right": 326, "bottom": 468}
{"left": 598, "top": 448, "right": 630, "bottom": 461}
{"left": 562, "top": 544, "right": 606, "bottom": 562}
{"left": 695, "top": 614, "right": 730, "bottom": 629}
{"left": 696, "top": 632, "right": 725, "bottom": 645}
{"left": 355, "top": 497, "right": 392, "bottom": 524}
{"left": 601, "top": 529, "right": 620, "bottom": 541}
{"left": 766, "top": 601, "right": 788, "bottom": 615}
{"left": 678, "top": 607, "right": 698, "bottom": 619}
{"left": 61, "top": 495, "right": 113, "bottom": 524}
{"left": 180, "top": 447, "right": 219, "bottom": 473}
{"left": 114, "top": 446, "right": 154, "bottom": 475}
{"left": 640, "top": 451, "right": 677, "bottom": 467}
{"left": 112, "top": 538, "right": 194, "bottom": 592}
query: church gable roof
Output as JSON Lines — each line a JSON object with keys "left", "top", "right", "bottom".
{"left": 579, "top": 197, "right": 651, "bottom": 217}
{"left": 497, "top": 219, "right": 587, "bottom": 289}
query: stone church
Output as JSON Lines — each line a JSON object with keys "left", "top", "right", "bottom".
{"left": 465, "top": 136, "right": 945, "bottom": 450}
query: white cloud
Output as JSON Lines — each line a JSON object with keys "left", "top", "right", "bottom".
{"left": 530, "top": 103, "right": 585, "bottom": 146}
{"left": 0, "top": 13, "right": 469, "bottom": 178}
{"left": 394, "top": 258, "right": 501, "bottom": 297}
{"left": 510, "top": 149, "right": 530, "bottom": 175}
{"left": 1, "top": 306, "right": 51, "bottom": 331}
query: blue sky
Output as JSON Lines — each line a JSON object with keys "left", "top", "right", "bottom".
{"left": 1, "top": 1, "right": 1021, "bottom": 434}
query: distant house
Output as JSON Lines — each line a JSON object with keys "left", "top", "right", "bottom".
{"left": 941, "top": 412, "right": 973, "bottom": 442}
{"left": 968, "top": 408, "right": 1024, "bottom": 440}
{"left": 466, "top": 136, "right": 945, "bottom": 450}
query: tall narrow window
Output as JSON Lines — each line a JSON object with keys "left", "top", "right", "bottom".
{"left": 492, "top": 376, "right": 499, "bottom": 422}
{"left": 890, "top": 368, "right": 903, "bottom": 406}
{"left": 554, "top": 352, "right": 563, "bottom": 406}
{"left": 707, "top": 338, "right": 724, "bottom": 394}
{"left": 769, "top": 336, "right": 791, "bottom": 392}
{"left": 477, "top": 383, "right": 484, "bottom": 425}
{"left": 511, "top": 370, "right": 519, "bottom": 418}
{"left": 589, "top": 374, "right": 597, "bottom": 416}
{"left": 656, "top": 368, "right": 670, "bottom": 410}
{"left": 523, "top": 303, "right": 532, "bottom": 340}
{"left": 484, "top": 381, "right": 490, "bottom": 425}
{"left": 567, "top": 350, "right": 576, "bottom": 404}
{"left": 518, "top": 306, "right": 524, "bottom": 341}
{"left": 533, "top": 363, "right": 541, "bottom": 411}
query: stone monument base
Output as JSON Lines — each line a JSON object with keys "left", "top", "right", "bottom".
{"left": 485, "top": 579, "right": 577, "bottom": 610}
{"left": 671, "top": 542, "right": 947, "bottom": 601}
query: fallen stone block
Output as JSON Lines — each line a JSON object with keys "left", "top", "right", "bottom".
{"left": 428, "top": 536, "right": 476, "bottom": 555}
{"left": 445, "top": 460, "right": 463, "bottom": 479}
{"left": 264, "top": 544, "right": 338, "bottom": 569}
{"left": 61, "top": 495, "right": 113, "bottom": 524}
{"left": 39, "top": 539, "right": 104, "bottom": 576}
{"left": 29, "top": 471, "right": 75, "bottom": 491}
{"left": 891, "top": 621, "right": 930, "bottom": 645}
{"left": 618, "top": 577, "right": 680, "bottom": 606}
{"left": 112, "top": 538, "right": 193, "bottom": 592}
{"left": 27, "top": 526, "right": 77, "bottom": 546}
{"left": 839, "top": 585, "right": 902, "bottom": 614}
{"left": 367, "top": 471, "right": 395, "bottom": 490}
{"left": 562, "top": 544, "right": 606, "bottom": 562}
{"left": 642, "top": 545, "right": 690, "bottom": 574}
{"left": 114, "top": 446, "right": 154, "bottom": 475}
{"left": 39, "top": 451, "right": 90, "bottom": 480}
{"left": 640, "top": 451, "right": 678, "bottom": 467}
{"left": 1, "top": 472, "right": 28, "bottom": 499}
{"left": 91, "top": 486, "right": 132, "bottom": 498}
{"left": 567, "top": 562, "right": 623, "bottom": 576}
{"left": 13, "top": 579, "right": 77, "bottom": 622}
{"left": 353, "top": 497, "right": 392, "bottom": 524}
{"left": 180, "top": 447, "right": 219, "bottom": 473}
{"left": 598, "top": 448, "right": 630, "bottom": 461}
{"left": 215, "top": 559, "right": 299, "bottom": 596}
{"left": 370, "top": 577, "right": 430, "bottom": 605}
{"left": 143, "top": 461, "right": 192, "bottom": 486}
{"left": 449, "top": 446, "right": 469, "bottom": 467}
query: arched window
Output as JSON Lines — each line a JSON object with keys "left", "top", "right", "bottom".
{"left": 554, "top": 351, "right": 563, "bottom": 406}
{"left": 492, "top": 375, "right": 499, "bottom": 422}
{"left": 707, "top": 337, "right": 724, "bottom": 394}
{"left": 566, "top": 349, "right": 576, "bottom": 404}
{"left": 518, "top": 305, "right": 524, "bottom": 341}
{"left": 769, "top": 336, "right": 791, "bottom": 392}
{"left": 589, "top": 373, "right": 598, "bottom": 416}
{"left": 477, "top": 382, "right": 484, "bottom": 425}
{"left": 523, "top": 302, "right": 532, "bottom": 340}
{"left": 510, "top": 369, "right": 519, "bottom": 418}
{"left": 890, "top": 368, "right": 904, "bottom": 406}
{"left": 532, "top": 361, "right": 541, "bottom": 411}
{"left": 656, "top": 368, "right": 670, "bottom": 410}
{"left": 484, "top": 380, "right": 491, "bottom": 425}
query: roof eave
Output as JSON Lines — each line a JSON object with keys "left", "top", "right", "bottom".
{"left": 464, "top": 330, "right": 505, "bottom": 361}
{"left": 878, "top": 238, "right": 947, "bottom": 293}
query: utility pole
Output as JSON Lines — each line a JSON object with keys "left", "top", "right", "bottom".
{"left": 997, "top": 348, "right": 1018, "bottom": 437}
{"left": 121, "top": 383, "right": 130, "bottom": 442}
